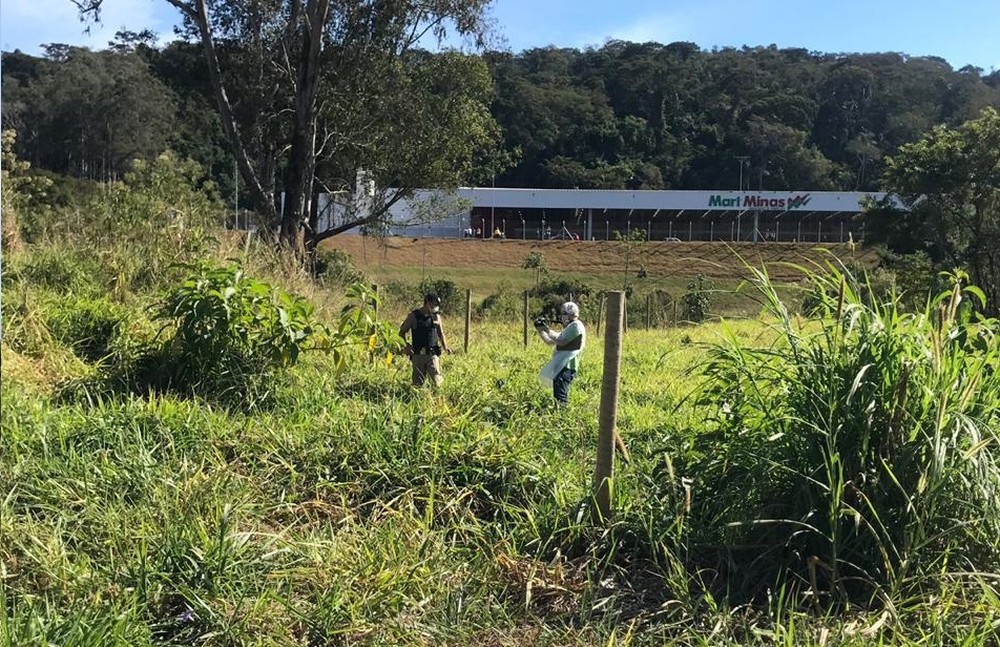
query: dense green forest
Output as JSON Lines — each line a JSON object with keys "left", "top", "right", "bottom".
{"left": 4, "top": 36, "right": 1000, "bottom": 198}
{"left": 488, "top": 43, "right": 1000, "bottom": 191}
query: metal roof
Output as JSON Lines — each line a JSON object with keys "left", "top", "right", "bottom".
{"left": 456, "top": 188, "right": 885, "bottom": 213}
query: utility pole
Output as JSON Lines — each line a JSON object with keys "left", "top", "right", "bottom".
{"left": 491, "top": 169, "right": 496, "bottom": 237}
{"left": 735, "top": 156, "right": 749, "bottom": 242}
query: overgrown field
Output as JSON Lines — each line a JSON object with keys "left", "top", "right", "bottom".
{"left": 2, "top": 155, "right": 999, "bottom": 645}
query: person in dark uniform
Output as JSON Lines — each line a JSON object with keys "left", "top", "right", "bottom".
{"left": 399, "top": 294, "right": 451, "bottom": 387}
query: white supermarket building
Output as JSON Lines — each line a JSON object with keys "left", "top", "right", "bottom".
{"left": 318, "top": 187, "right": 887, "bottom": 243}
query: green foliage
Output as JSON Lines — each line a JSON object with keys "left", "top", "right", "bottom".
{"left": 45, "top": 297, "right": 128, "bottom": 362}
{"left": 682, "top": 263, "right": 1000, "bottom": 601}
{"left": 521, "top": 252, "right": 547, "bottom": 286}
{"left": 866, "top": 107, "right": 1000, "bottom": 314}
{"left": 313, "top": 248, "right": 365, "bottom": 286}
{"left": 1, "top": 130, "right": 53, "bottom": 209}
{"left": 10, "top": 39, "right": 1000, "bottom": 229}
{"left": 160, "top": 262, "right": 318, "bottom": 373}
{"left": 1, "top": 46, "right": 175, "bottom": 179}
{"left": 418, "top": 278, "right": 460, "bottom": 313}
{"left": 76, "top": 264, "right": 399, "bottom": 407}
{"left": 12, "top": 152, "right": 223, "bottom": 299}
{"left": 98, "top": 151, "right": 223, "bottom": 231}
{"left": 11, "top": 247, "right": 105, "bottom": 296}
{"left": 612, "top": 229, "right": 648, "bottom": 294}
{"left": 530, "top": 277, "right": 594, "bottom": 321}
{"left": 88, "top": 152, "right": 221, "bottom": 294}
{"left": 4, "top": 298, "right": 999, "bottom": 645}
{"left": 801, "top": 262, "right": 896, "bottom": 315}
{"left": 885, "top": 251, "right": 939, "bottom": 307}
{"left": 681, "top": 274, "right": 712, "bottom": 322}
{"left": 489, "top": 45, "right": 1000, "bottom": 192}
{"left": 476, "top": 280, "right": 520, "bottom": 321}
{"left": 2, "top": 129, "right": 51, "bottom": 249}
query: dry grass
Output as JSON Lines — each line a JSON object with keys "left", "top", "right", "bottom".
{"left": 325, "top": 237, "right": 877, "bottom": 281}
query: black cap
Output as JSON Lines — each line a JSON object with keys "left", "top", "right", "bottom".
{"left": 424, "top": 294, "right": 441, "bottom": 304}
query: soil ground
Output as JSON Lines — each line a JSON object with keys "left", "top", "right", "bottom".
{"left": 325, "top": 236, "right": 875, "bottom": 282}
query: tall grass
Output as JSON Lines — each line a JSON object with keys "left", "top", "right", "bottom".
{"left": 2, "top": 163, "right": 998, "bottom": 644}
{"left": 668, "top": 260, "right": 1000, "bottom": 609}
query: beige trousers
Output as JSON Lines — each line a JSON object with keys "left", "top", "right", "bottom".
{"left": 411, "top": 353, "right": 442, "bottom": 387}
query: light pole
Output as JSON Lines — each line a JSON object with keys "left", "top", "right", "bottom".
{"left": 735, "top": 156, "right": 749, "bottom": 241}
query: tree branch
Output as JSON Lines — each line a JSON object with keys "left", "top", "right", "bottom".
{"left": 162, "top": 0, "right": 197, "bottom": 21}
{"left": 311, "top": 187, "right": 410, "bottom": 243}
{"left": 188, "top": 0, "right": 276, "bottom": 224}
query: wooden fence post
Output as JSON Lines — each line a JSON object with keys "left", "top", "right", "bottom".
{"left": 523, "top": 291, "right": 530, "bottom": 348}
{"left": 373, "top": 284, "right": 380, "bottom": 320}
{"left": 594, "top": 291, "right": 625, "bottom": 523}
{"left": 464, "top": 289, "right": 472, "bottom": 353}
{"left": 646, "top": 293, "right": 652, "bottom": 329}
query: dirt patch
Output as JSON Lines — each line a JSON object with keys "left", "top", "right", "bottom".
{"left": 325, "top": 237, "right": 875, "bottom": 281}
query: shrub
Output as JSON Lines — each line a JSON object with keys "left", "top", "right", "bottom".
{"left": 313, "top": 248, "right": 365, "bottom": 286}
{"left": 93, "top": 263, "right": 399, "bottom": 407}
{"left": 380, "top": 280, "right": 419, "bottom": 312}
{"left": 81, "top": 152, "right": 221, "bottom": 294}
{"left": 876, "top": 251, "right": 945, "bottom": 311}
{"left": 159, "top": 262, "right": 319, "bottom": 380}
{"left": 521, "top": 252, "right": 547, "bottom": 286}
{"left": 418, "top": 278, "right": 459, "bottom": 313}
{"left": 476, "top": 281, "right": 520, "bottom": 321}
{"left": 530, "top": 277, "right": 594, "bottom": 321}
{"left": 681, "top": 274, "right": 712, "bottom": 322}
{"left": 1, "top": 129, "right": 54, "bottom": 249}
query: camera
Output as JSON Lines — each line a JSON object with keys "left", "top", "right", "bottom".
{"left": 533, "top": 317, "right": 548, "bottom": 329}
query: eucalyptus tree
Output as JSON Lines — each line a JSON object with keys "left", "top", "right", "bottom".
{"left": 73, "top": 0, "right": 499, "bottom": 253}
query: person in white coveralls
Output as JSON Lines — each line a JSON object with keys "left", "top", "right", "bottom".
{"left": 535, "top": 301, "right": 585, "bottom": 407}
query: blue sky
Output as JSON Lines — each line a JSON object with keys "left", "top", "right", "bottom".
{"left": 2, "top": 0, "right": 998, "bottom": 71}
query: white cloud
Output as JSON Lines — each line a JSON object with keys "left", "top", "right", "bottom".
{"left": 1, "top": 0, "right": 173, "bottom": 53}
{"left": 572, "top": 9, "right": 692, "bottom": 50}
{"left": 607, "top": 12, "right": 687, "bottom": 45}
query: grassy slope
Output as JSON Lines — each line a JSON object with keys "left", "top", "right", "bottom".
{"left": 0, "top": 321, "right": 706, "bottom": 645}
{"left": 324, "top": 237, "right": 877, "bottom": 282}
{"left": 4, "top": 313, "right": 998, "bottom": 645}
{"left": 1, "top": 210, "right": 996, "bottom": 645}
{"left": 326, "top": 237, "right": 875, "bottom": 320}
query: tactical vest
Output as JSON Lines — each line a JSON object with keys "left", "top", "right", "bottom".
{"left": 410, "top": 309, "right": 440, "bottom": 350}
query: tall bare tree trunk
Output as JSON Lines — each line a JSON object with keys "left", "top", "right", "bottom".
{"left": 280, "top": 0, "right": 330, "bottom": 253}
{"left": 166, "top": 0, "right": 278, "bottom": 235}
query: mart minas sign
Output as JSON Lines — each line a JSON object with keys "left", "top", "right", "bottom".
{"left": 708, "top": 193, "right": 813, "bottom": 209}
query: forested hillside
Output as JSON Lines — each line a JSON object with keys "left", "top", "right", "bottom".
{"left": 489, "top": 43, "right": 1000, "bottom": 191}
{"left": 4, "top": 36, "right": 999, "bottom": 198}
